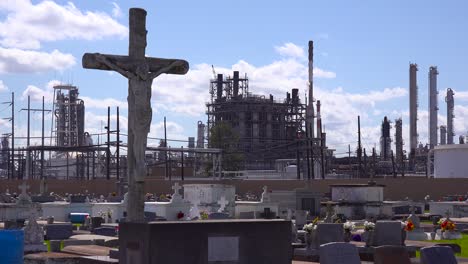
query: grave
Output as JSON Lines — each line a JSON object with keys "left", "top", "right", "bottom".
{"left": 144, "top": 182, "right": 191, "bottom": 220}
{"left": 45, "top": 223, "right": 73, "bottom": 240}
{"left": 235, "top": 186, "right": 280, "bottom": 218}
{"left": 119, "top": 219, "right": 291, "bottom": 264}
{"left": 319, "top": 242, "right": 360, "bottom": 264}
{"left": 330, "top": 183, "right": 393, "bottom": 220}
{"left": 371, "top": 221, "right": 404, "bottom": 246}
{"left": 184, "top": 183, "right": 236, "bottom": 216}
{"left": 420, "top": 246, "right": 458, "bottom": 264}
{"left": 23, "top": 211, "right": 47, "bottom": 253}
{"left": 41, "top": 201, "right": 92, "bottom": 222}
{"left": 0, "top": 182, "right": 41, "bottom": 222}
{"left": 430, "top": 201, "right": 468, "bottom": 218}
{"left": 405, "top": 206, "right": 429, "bottom": 241}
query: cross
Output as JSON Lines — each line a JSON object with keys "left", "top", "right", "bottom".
{"left": 19, "top": 182, "right": 29, "bottom": 195}
{"left": 217, "top": 196, "right": 229, "bottom": 212}
{"left": 172, "top": 182, "right": 182, "bottom": 196}
{"left": 82, "top": 8, "right": 189, "bottom": 222}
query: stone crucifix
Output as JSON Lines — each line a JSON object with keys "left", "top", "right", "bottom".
{"left": 82, "top": 8, "right": 189, "bottom": 222}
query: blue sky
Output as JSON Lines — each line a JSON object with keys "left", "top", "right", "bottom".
{"left": 0, "top": 0, "right": 467, "bottom": 156}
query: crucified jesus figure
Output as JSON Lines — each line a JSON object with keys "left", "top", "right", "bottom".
{"left": 82, "top": 8, "right": 189, "bottom": 222}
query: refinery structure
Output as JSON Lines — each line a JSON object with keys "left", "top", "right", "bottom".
{"left": 0, "top": 40, "right": 467, "bottom": 181}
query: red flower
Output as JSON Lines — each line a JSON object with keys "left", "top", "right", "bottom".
{"left": 177, "top": 211, "right": 184, "bottom": 219}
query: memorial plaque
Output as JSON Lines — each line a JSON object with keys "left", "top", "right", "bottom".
{"left": 208, "top": 236, "right": 239, "bottom": 262}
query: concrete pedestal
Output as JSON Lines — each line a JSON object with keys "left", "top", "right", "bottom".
{"left": 119, "top": 219, "right": 291, "bottom": 264}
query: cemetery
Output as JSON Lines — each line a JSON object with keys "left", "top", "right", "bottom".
{"left": 0, "top": 3, "right": 468, "bottom": 264}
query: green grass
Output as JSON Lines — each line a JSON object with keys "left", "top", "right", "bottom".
{"left": 415, "top": 234, "right": 468, "bottom": 258}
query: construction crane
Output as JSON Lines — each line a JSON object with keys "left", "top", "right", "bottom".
{"left": 211, "top": 65, "right": 217, "bottom": 79}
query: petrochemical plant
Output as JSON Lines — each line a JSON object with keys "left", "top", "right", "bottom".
{"left": 0, "top": 40, "right": 466, "bottom": 181}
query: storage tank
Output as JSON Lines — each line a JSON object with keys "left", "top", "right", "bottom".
{"left": 0, "top": 229, "right": 24, "bottom": 263}
{"left": 434, "top": 144, "right": 468, "bottom": 178}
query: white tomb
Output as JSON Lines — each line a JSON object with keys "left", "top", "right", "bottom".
{"left": 144, "top": 182, "right": 191, "bottom": 220}
{"left": 183, "top": 184, "right": 235, "bottom": 216}
{"left": 235, "top": 186, "right": 279, "bottom": 218}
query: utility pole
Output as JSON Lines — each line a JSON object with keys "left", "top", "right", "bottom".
{"left": 348, "top": 144, "right": 352, "bottom": 177}
{"left": 164, "top": 116, "right": 169, "bottom": 180}
{"left": 357, "top": 116, "right": 362, "bottom": 177}
{"left": 105, "top": 107, "right": 110, "bottom": 179}
{"left": 20, "top": 96, "right": 51, "bottom": 179}
{"left": 181, "top": 146, "right": 184, "bottom": 181}
{"left": 116, "top": 106, "right": 120, "bottom": 180}
{"left": 305, "top": 125, "right": 311, "bottom": 180}
{"left": 41, "top": 96, "right": 44, "bottom": 179}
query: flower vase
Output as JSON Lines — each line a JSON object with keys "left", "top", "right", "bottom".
{"left": 344, "top": 230, "right": 352, "bottom": 242}
{"left": 305, "top": 231, "right": 317, "bottom": 249}
{"left": 365, "top": 230, "right": 374, "bottom": 247}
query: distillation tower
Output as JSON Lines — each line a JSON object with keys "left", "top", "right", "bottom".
{"left": 409, "top": 64, "right": 419, "bottom": 157}
{"left": 446, "top": 88, "right": 455, "bottom": 144}
{"left": 54, "top": 85, "right": 85, "bottom": 147}
{"left": 428, "top": 66, "right": 439, "bottom": 148}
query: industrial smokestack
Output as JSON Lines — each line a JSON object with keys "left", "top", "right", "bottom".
{"left": 316, "top": 100, "right": 321, "bottom": 139}
{"left": 409, "top": 63, "right": 418, "bottom": 156}
{"left": 306, "top": 40, "right": 315, "bottom": 139}
{"left": 428, "top": 66, "right": 439, "bottom": 148}
{"left": 216, "top": 74, "right": 223, "bottom": 100}
{"left": 395, "top": 118, "right": 403, "bottom": 164}
{"left": 233, "top": 71, "right": 239, "bottom": 97}
{"left": 197, "top": 121, "right": 205, "bottom": 148}
{"left": 446, "top": 88, "right": 455, "bottom": 144}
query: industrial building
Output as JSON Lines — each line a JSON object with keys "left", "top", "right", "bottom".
{"left": 206, "top": 71, "right": 308, "bottom": 169}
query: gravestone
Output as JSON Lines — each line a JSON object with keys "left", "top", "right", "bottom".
{"left": 420, "top": 246, "right": 458, "bottom": 264}
{"left": 373, "top": 221, "right": 403, "bottom": 246}
{"left": 82, "top": 7, "right": 189, "bottom": 222}
{"left": 17, "top": 182, "right": 31, "bottom": 204}
{"left": 406, "top": 205, "right": 428, "bottom": 240}
{"left": 23, "top": 211, "right": 47, "bottom": 253}
{"left": 238, "top": 211, "right": 255, "bottom": 219}
{"left": 319, "top": 242, "right": 360, "bottom": 264}
{"left": 316, "top": 223, "right": 344, "bottom": 246}
{"left": 295, "top": 210, "right": 307, "bottom": 228}
{"left": 260, "top": 186, "right": 271, "bottom": 203}
{"left": 323, "top": 203, "right": 334, "bottom": 223}
{"left": 45, "top": 223, "right": 73, "bottom": 240}
{"left": 119, "top": 219, "right": 291, "bottom": 264}
{"left": 217, "top": 196, "right": 229, "bottom": 213}
{"left": 373, "top": 245, "right": 411, "bottom": 264}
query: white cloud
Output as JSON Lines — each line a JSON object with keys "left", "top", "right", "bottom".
{"left": 0, "top": 0, "right": 127, "bottom": 49}
{"left": 275, "top": 43, "right": 305, "bottom": 58}
{"left": 0, "top": 47, "right": 75, "bottom": 73}
{"left": 0, "top": 80, "right": 7, "bottom": 92}
{"left": 21, "top": 80, "right": 61, "bottom": 102}
{"left": 111, "top": 2, "right": 123, "bottom": 18}
{"left": 80, "top": 96, "right": 127, "bottom": 109}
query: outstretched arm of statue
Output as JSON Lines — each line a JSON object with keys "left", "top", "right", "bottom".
{"left": 148, "top": 60, "right": 185, "bottom": 79}
{"left": 94, "top": 53, "right": 136, "bottom": 79}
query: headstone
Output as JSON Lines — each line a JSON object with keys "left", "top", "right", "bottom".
{"left": 260, "top": 186, "right": 271, "bottom": 203}
{"left": 316, "top": 223, "right": 344, "bottom": 245}
{"left": 17, "top": 182, "right": 31, "bottom": 204}
{"left": 406, "top": 205, "right": 427, "bottom": 240}
{"left": 319, "top": 242, "right": 360, "bottom": 264}
{"left": 323, "top": 203, "right": 334, "bottom": 223}
{"left": 374, "top": 245, "right": 411, "bottom": 264}
{"left": 420, "top": 246, "right": 458, "bottom": 264}
{"left": 45, "top": 223, "right": 73, "bottom": 240}
{"left": 23, "top": 211, "right": 47, "bottom": 253}
{"left": 170, "top": 182, "right": 183, "bottom": 203}
{"left": 295, "top": 210, "right": 307, "bottom": 227}
{"left": 373, "top": 221, "right": 403, "bottom": 246}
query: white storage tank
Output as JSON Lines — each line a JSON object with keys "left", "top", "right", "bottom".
{"left": 434, "top": 144, "right": 468, "bottom": 178}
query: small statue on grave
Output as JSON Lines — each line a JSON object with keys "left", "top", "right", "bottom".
{"left": 323, "top": 203, "right": 335, "bottom": 223}
{"left": 260, "top": 186, "right": 271, "bottom": 203}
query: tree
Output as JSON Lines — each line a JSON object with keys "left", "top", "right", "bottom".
{"left": 208, "top": 122, "right": 244, "bottom": 171}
